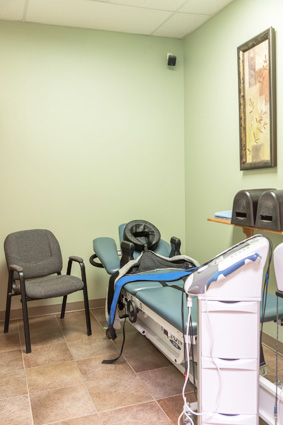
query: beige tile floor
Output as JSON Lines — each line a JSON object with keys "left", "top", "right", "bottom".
{"left": 0, "top": 308, "right": 196, "bottom": 425}
{"left": 0, "top": 307, "right": 280, "bottom": 425}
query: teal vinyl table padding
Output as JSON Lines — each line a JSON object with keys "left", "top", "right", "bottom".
{"left": 136, "top": 286, "right": 198, "bottom": 335}
{"left": 123, "top": 280, "right": 164, "bottom": 295}
{"left": 261, "top": 292, "right": 283, "bottom": 322}
{"left": 123, "top": 276, "right": 185, "bottom": 296}
{"left": 93, "top": 237, "right": 120, "bottom": 275}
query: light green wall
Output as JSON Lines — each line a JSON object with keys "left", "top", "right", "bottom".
{"left": 184, "top": 0, "right": 283, "bottom": 339}
{"left": 2, "top": 0, "right": 283, "bottom": 342}
{"left": 0, "top": 21, "right": 185, "bottom": 311}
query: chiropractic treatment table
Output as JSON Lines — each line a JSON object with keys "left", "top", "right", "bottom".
{"left": 90, "top": 221, "right": 283, "bottom": 424}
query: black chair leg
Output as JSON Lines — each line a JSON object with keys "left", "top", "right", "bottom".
{"left": 21, "top": 295, "right": 31, "bottom": 354}
{"left": 4, "top": 297, "right": 11, "bottom": 334}
{"left": 19, "top": 273, "right": 31, "bottom": 354}
{"left": 4, "top": 270, "right": 14, "bottom": 333}
{"left": 61, "top": 295, "right": 67, "bottom": 319}
{"left": 83, "top": 286, "right": 92, "bottom": 336}
{"left": 4, "top": 295, "right": 11, "bottom": 334}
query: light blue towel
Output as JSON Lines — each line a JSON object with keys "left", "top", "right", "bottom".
{"left": 214, "top": 210, "right": 232, "bottom": 220}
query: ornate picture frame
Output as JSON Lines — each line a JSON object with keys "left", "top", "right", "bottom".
{"left": 237, "top": 27, "right": 276, "bottom": 170}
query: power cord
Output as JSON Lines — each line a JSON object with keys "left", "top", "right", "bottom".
{"left": 178, "top": 293, "right": 223, "bottom": 425}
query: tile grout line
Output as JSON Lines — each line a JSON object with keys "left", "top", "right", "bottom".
{"left": 73, "top": 310, "right": 158, "bottom": 423}
{"left": 96, "top": 399, "right": 165, "bottom": 414}
{"left": 19, "top": 320, "right": 35, "bottom": 425}
{"left": 22, "top": 314, "right": 94, "bottom": 425}
{"left": 2, "top": 312, "right": 194, "bottom": 425}
{"left": 54, "top": 313, "right": 81, "bottom": 366}
{"left": 152, "top": 398, "right": 175, "bottom": 424}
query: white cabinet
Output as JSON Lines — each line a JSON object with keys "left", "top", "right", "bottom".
{"left": 198, "top": 299, "right": 260, "bottom": 424}
{"left": 202, "top": 413, "right": 258, "bottom": 425}
{"left": 200, "top": 301, "right": 259, "bottom": 359}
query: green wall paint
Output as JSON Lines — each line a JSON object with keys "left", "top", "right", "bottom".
{"left": 184, "top": 0, "right": 283, "bottom": 339}
{"left": 1, "top": 0, "right": 283, "bottom": 343}
{"left": 0, "top": 21, "right": 185, "bottom": 310}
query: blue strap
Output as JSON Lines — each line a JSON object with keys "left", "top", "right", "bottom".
{"left": 108, "top": 268, "right": 197, "bottom": 326}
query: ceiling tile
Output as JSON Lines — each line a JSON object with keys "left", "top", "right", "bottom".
{"left": 25, "top": 0, "right": 171, "bottom": 34}
{"left": 153, "top": 12, "right": 210, "bottom": 39}
{"left": 108, "top": 0, "right": 185, "bottom": 12}
{"left": 179, "top": 0, "right": 234, "bottom": 15}
{"left": 0, "top": 0, "right": 235, "bottom": 39}
{"left": 0, "top": 0, "right": 26, "bottom": 21}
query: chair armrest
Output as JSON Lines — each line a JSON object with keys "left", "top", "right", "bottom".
{"left": 92, "top": 237, "right": 120, "bottom": 275}
{"left": 67, "top": 256, "right": 86, "bottom": 284}
{"left": 8, "top": 265, "right": 26, "bottom": 296}
{"left": 9, "top": 264, "right": 24, "bottom": 273}
{"left": 69, "top": 255, "right": 83, "bottom": 264}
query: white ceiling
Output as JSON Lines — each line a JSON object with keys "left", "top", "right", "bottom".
{"left": 0, "top": 0, "right": 234, "bottom": 39}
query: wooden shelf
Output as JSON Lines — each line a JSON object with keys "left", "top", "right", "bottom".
{"left": 208, "top": 217, "right": 283, "bottom": 239}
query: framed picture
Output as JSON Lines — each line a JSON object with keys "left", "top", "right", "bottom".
{"left": 237, "top": 27, "right": 276, "bottom": 170}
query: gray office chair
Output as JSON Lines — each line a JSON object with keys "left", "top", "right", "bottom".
{"left": 3, "top": 229, "right": 92, "bottom": 353}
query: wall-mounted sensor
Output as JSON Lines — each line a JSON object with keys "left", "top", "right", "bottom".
{"left": 167, "top": 53, "right": 177, "bottom": 67}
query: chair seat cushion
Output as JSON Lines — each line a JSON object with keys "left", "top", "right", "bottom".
{"left": 14, "top": 275, "right": 84, "bottom": 299}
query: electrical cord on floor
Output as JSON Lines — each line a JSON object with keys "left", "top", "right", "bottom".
{"left": 180, "top": 287, "right": 231, "bottom": 425}
{"left": 102, "top": 317, "right": 127, "bottom": 364}
{"left": 189, "top": 315, "right": 197, "bottom": 399}
{"left": 181, "top": 281, "right": 197, "bottom": 397}
{"left": 179, "top": 296, "right": 194, "bottom": 425}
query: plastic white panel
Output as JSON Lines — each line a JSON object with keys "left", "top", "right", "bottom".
{"left": 202, "top": 413, "right": 257, "bottom": 425}
{"left": 200, "top": 301, "right": 259, "bottom": 359}
{"left": 201, "top": 300, "right": 258, "bottom": 314}
{"left": 201, "top": 358, "right": 258, "bottom": 415}
{"left": 199, "top": 267, "right": 265, "bottom": 301}
{"left": 259, "top": 375, "right": 283, "bottom": 425}
{"left": 201, "top": 357, "right": 258, "bottom": 371}
{"left": 274, "top": 243, "right": 283, "bottom": 292}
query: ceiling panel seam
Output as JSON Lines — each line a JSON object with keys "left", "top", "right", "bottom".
{"left": 86, "top": 0, "right": 183, "bottom": 13}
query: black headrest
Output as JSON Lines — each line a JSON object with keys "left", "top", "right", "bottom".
{"left": 123, "top": 220, "right": 161, "bottom": 252}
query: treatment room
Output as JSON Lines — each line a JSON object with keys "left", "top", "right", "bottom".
{"left": 1, "top": 0, "right": 283, "bottom": 424}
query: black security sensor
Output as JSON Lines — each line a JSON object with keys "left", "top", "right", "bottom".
{"left": 167, "top": 53, "right": 177, "bottom": 66}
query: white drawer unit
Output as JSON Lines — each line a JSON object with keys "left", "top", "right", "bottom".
{"left": 184, "top": 235, "right": 270, "bottom": 425}
{"left": 197, "top": 297, "right": 260, "bottom": 424}
{"left": 200, "top": 301, "right": 259, "bottom": 359}
{"left": 200, "top": 357, "right": 258, "bottom": 415}
{"left": 201, "top": 413, "right": 258, "bottom": 425}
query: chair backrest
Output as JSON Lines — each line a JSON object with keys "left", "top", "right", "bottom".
{"left": 4, "top": 229, "right": 63, "bottom": 279}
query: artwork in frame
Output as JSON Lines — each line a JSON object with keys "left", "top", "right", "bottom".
{"left": 237, "top": 27, "right": 276, "bottom": 170}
